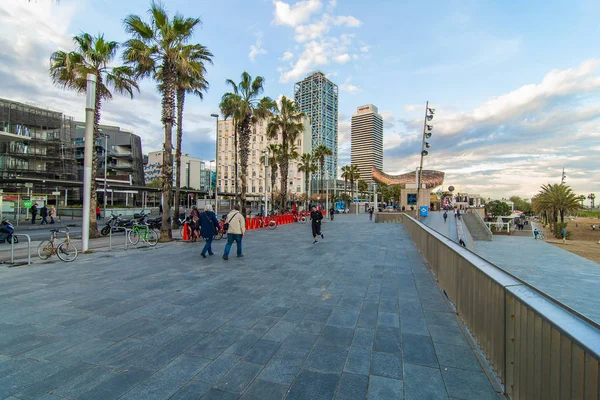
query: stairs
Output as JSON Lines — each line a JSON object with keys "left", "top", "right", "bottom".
{"left": 462, "top": 213, "right": 492, "bottom": 241}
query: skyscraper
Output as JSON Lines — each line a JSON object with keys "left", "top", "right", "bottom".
{"left": 351, "top": 104, "right": 383, "bottom": 183}
{"left": 294, "top": 71, "right": 338, "bottom": 180}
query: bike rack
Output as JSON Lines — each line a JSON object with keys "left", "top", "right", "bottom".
{"left": 10, "top": 234, "right": 31, "bottom": 266}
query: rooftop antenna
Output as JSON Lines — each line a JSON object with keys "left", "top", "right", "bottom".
{"left": 561, "top": 167, "right": 566, "bottom": 184}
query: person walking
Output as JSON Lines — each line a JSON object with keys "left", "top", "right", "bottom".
{"left": 49, "top": 205, "right": 56, "bottom": 224}
{"left": 96, "top": 205, "right": 101, "bottom": 220}
{"left": 40, "top": 204, "right": 49, "bottom": 225}
{"left": 189, "top": 205, "right": 201, "bottom": 242}
{"left": 329, "top": 206, "right": 335, "bottom": 221}
{"left": 310, "top": 205, "right": 324, "bottom": 244}
{"left": 30, "top": 204, "right": 38, "bottom": 224}
{"left": 562, "top": 226, "right": 567, "bottom": 244}
{"left": 223, "top": 204, "right": 245, "bottom": 260}
{"left": 199, "top": 204, "right": 221, "bottom": 258}
{"left": 369, "top": 207, "right": 374, "bottom": 221}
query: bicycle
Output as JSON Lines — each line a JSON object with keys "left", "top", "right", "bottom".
{"left": 127, "top": 222, "right": 158, "bottom": 246}
{"left": 294, "top": 212, "right": 308, "bottom": 224}
{"left": 536, "top": 232, "right": 547, "bottom": 240}
{"left": 258, "top": 216, "right": 277, "bottom": 230}
{"left": 38, "top": 228, "right": 78, "bottom": 262}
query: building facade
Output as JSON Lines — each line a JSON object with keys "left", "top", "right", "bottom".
{"left": 72, "top": 122, "right": 144, "bottom": 186}
{"left": 351, "top": 104, "right": 383, "bottom": 183}
{"left": 216, "top": 116, "right": 312, "bottom": 198}
{"left": 294, "top": 71, "right": 338, "bottom": 180}
{"left": 144, "top": 151, "right": 211, "bottom": 191}
{"left": 0, "top": 98, "right": 77, "bottom": 191}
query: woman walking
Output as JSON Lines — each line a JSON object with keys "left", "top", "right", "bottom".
{"left": 310, "top": 205, "right": 324, "bottom": 244}
{"left": 198, "top": 205, "right": 221, "bottom": 258}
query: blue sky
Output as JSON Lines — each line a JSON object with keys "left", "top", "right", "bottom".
{"left": 1, "top": 0, "right": 600, "bottom": 201}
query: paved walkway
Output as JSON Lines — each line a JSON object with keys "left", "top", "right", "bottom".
{"left": 0, "top": 214, "right": 500, "bottom": 399}
{"left": 422, "top": 211, "right": 459, "bottom": 243}
{"left": 475, "top": 236, "right": 600, "bottom": 325}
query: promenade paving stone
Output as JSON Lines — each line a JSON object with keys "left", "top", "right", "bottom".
{"left": 0, "top": 214, "right": 500, "bottom": 399}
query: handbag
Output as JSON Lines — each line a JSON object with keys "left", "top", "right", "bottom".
{"left": 223, "top": 212, "right": 238, "bottom": 232}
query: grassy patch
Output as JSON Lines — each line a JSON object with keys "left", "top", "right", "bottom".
{"left": 577, "top": 210, "right": 600, "bottom": 218}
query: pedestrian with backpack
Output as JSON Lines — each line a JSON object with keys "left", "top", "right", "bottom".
{"left": 223, "top": 204, "right": 245, "bottom": 260}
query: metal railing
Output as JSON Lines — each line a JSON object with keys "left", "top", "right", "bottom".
{"left": 10, "top": 234, "right": 31, "bottom": 265}
{"left": 401, "top": 214, "right": 600, "bottom": 399}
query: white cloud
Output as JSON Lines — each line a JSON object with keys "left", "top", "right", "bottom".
{"left": 328, "top": 0, "right": 337, "bottom": 9}
{"left": 404, "top": 104, "right": 420, "bottom": 112}
{"left": 248, "top": 40, "right": 268, "bottom": 62}
{"left": 281, "top": 51, "right": 294, "bottom": 61}
{"left": 340, "top": 77, "right": 360, "bottom": 93}
{"left": 360, "top": 45, "right": 370, "bottom": 53}
{"left": 294, "top": 14, "right": 362, "bottom": 42}
{"left": 273, "top": 0, "right": 322, "bottom": 27}
{"left": 333, "top": 54, "right": 350, "bottom": 64}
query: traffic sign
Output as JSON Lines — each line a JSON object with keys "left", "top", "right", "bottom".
{"left": 419, "top": 206, "right": 429, "bottom": 217}
{"left": 23, "top": 200, "right": 33, "bottom": 208}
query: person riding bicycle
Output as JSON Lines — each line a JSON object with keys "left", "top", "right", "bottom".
{"left": 443, "top": 211, "right": 448, "bottom": 222}
{"left": 0, "top": 219, "right": 15, "bottom": 243}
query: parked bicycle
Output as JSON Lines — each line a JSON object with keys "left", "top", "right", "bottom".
{"left": 38, "top": 228, "right": 78, "bottom": 262}
{"left": 127, "top": 222, "right": 158, "bottom": 246}
{"left": 258, "top": 216, "right": 277, "bottom": 230}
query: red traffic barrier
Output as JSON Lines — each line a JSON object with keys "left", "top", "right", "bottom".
{"left": 182, "top": 222, "right": 190, "bottom": 241}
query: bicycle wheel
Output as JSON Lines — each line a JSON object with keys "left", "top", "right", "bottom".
{"left": 37, "top": 240, "right": 54, "bottom": 260}
{"left": 268, "top": 220, "right": 277, "bottom": 230}
{"left": 128, "top": 229, "right": 140, "bottom": 245}
{"left": 299, "top": 216, "right": 307, "bottom": 224}
{"left": 145, "top": 229, "right": 158, "bottom": 246}
{"left": 57, "top": 242, "right": 78, "bottom": 262}
{"left": 8, "top": 235, "right": 18, "bottom": 244}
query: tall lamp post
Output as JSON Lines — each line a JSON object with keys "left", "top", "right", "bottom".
{"left": 99, "top": 132, "right": 110, "bottom": 219}
{"left": 82, "top": 73, "right": 96, "bottom": 252}
{"left": 263, "top": 147, "right": 269, "bottom": 216}
{"left": 416, "top": 102, "right": 434, "bottom": 211}
{"left": 211, "top": 114, "right": 219, "bottom": 214}
{"left": 208, "top": 159, "right": 214, "bottom": 207}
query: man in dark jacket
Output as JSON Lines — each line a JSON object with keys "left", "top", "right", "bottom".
{"left": 310, "top": 205, "right": 324, "bottom": 244}
{"left": 329, "top": 206, "right": 335, "bottom": 221}
{"left": 30, "top": 204, "right": 38, "bottom": 224}
{"left": 198, "top": 204, "right": 221, "bottom": 258}
{"left": 40, "top": 205, "right": 49, "bottom": 225}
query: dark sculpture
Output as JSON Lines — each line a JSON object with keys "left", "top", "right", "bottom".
{"left": 372, "top": 166, "right": 444, "bottom": 189}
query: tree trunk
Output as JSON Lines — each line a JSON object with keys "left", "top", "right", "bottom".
{"left": 173, "top": 88, "right": 184, "bottom": 229}
{"left": 160, "top": 62, "right": 175, "bottom": 241}
{"left": 239, "top": 116, "right": 252, "bottom": 216}
{"left": 350, "top": 179, "right": 354, "bottom": 204}
{"left": 271, "top": 164, "right": 277, "bottom": 213}
{"left": 234, "top": 121, "right": 239, "bottom": 208}
{"left": 89, "top": 80, "right": 102, "bottom": 239}
{"left": 280, "top": 150, "right": 288, "bottom": 212}
{"left": 305, "top": 171, "right": 309, "bottom": 211}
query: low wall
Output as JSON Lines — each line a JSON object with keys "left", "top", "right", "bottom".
{"left": 402, "top": 214, "right": 600, "bottom": 399}
{"left": 374, "top": 211, "right": 417, "bottom": 223}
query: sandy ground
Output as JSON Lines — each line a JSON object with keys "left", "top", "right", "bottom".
{"left": 540, "top": 217, "right": 600, "bottom": 264}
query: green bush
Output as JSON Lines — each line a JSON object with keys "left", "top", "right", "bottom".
{"left": 577, "top": 210, "right": 600, "bottom": 218}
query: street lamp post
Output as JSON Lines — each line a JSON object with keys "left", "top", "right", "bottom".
{"left": 263, "top": 148, "right": 269, "bottom": 216}
{"left": 416, "top": 102, "right": 434, "bottom": 212}
{"left": 208, "top": 159, "right": 214, "bottom": 207}
{"left": 211, "top": 114, "right": 219, "bottom": 214}
{"left": 82, "top": 73, "right": 96, "bottom": 252}
{"left": 99, "top": 133, "right": 109, "bottom": 219}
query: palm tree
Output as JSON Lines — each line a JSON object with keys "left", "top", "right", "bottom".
{"left": 266, "top": 96, "right": 305, "bottom": 211}
{"left": 358, "top": 180, "right": 368, "bottom": 198}
{"left": 277, "top": 144, "right": 300, "bottom": 210}
{"left": 219, "top": 92, "right": 242, "bottom": 206}
{"left": 313, "top": 145, "right": 333, "bottom": 198}
{"left": 221, "top": 72, "right": 276, "bottom": 216}
{"left": 533, "top": 183, "right": 582, "bottom": 226}
{"left": 172, "top": 44, "right": 213, "bottom": 228}
{"left": 298, "top": 153, "right": 317, "bottom": 210}
{"left": 50, "top": 33, "right": 139, "bottom": 239}
{"left": 123, "top": 1, "right": 203, "bottom": 241}
{"left": 588, "top": 193, "right": 596, "bottom": 209}
{"left": 578, "top": 195, "right": 586, "bottom": 207}
{"left": 347, "top": 164, "right": 361, "bottom": 202}
{"left": 261, "top": 144, "right": 281, "bottom": 213}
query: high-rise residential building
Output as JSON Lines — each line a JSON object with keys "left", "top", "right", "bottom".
{"left": 294, "top": 71, "right": 338, "bottom": 180}
{"left": 144, "top": 151, "right": 211, "bottom": 191}
{"left": 351, "top": 104, "right": 383, "bottom": 183}
{"left": 216, "top": 116, "right": 312, "bottom": 199}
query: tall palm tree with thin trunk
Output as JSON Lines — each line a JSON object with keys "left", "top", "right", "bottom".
{"left": 347, "top": 164, "right": 361, "bottom": 202}
{"left": 123, "top": 1, "right": 204, "bottom": 241}
{"left": 266, "top": 96, "right": 305, "bottom": 211}
{"left": 261, "top": 143, "right": 281, "bottom": 213}
{"left": 50, "top": 33, "right": 139, "bottom": 239}
{"left": 219, "top": 93, "right": 242, "bottom": 206}
{"left": 588, "top": 193, "right": 596, "bottom": 209}
{"left": 298, "top": 153, "right": 317, "bottom": 211}
{"left": 313, "top": 145, "right": 333, "bottom": 199}
{"left": 172, "top": 44, "right": 213, "bottom": 228}
{"left": 221, "top": 72, "right": 276, "bottom": 216}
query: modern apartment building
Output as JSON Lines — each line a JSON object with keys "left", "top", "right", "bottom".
{"left": 351, "top": 104, "right": 383, "bottom": 183}
{"left": 0, "top": 98, "right": 77, "bottom": 191}
{"left": 144, "top": 151, "right": 212, "bottom": 191}
{"left": 72, "top": 122, "right": 145, "bottom": 186}
{"left": 294, "top": 71, "right": 338, "bottom": 180}
{"left": 216, "top": 116, "right": 312, "bottom": 198}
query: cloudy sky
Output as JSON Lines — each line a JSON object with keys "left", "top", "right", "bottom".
{"left": 1, "top": 0, "right": 599, "bottom": 202}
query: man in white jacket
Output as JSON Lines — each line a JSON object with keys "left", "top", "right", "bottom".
{"left": 223, "top": 204, "right": 246, "bottom": 260}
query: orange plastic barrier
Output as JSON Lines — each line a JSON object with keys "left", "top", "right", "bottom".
{"left": 245, "top": 218, "right": 251, "bottom": 231}
{"left": 182, "top": 222, "right": 190, "bottom": 241}
{"left": 252, "top": 218, "right": 258, "bottom": 230}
